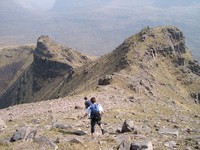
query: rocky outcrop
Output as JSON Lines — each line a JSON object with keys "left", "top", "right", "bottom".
{"left": 98, "top": 75, "right": 112, "bottom": 85}
{"left": 188, "top": 60, "right": 200, "bottom": 76}
{"left": 35, "top": 35, "right": 90, "bottom": 67}
{"left": 0, "top": 36, "right": 91, "bottom": 108}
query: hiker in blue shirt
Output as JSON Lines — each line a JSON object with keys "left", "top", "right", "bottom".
{"left": 84, "top": 96, "right": 92, "bottom": 109}
{"left": 83, "top": 97, "right": 105, "bottom": 137}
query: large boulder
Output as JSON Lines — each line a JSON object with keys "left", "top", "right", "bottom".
{"left": 130, "top": 140, "right": 153, "bottom": 150}
{"left": 10, "top": 126, "right": 38, "bottom": 142}
{"left": 121, "top": 119, "right": 135, "bottom": 133}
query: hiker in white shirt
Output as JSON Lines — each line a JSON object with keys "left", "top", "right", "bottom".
{"left": 83, "top": 97, "right": 105, "bottom": 136}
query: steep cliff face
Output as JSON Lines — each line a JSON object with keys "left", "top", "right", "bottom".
{"left": 0, "top": 46, "right": 34, "bottom": 96}
{"left": 0, "top": 36, "right": 91, "bottom": 108}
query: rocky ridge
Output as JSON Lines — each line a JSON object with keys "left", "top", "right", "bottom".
{"left": 1, "top": 26, "right": 200, "bottom": 107}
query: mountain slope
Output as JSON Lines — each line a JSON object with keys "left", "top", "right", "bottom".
{"left": 56, "top": 26, "right": 200, "bottom": 102}
{"left": 1, "top": 26, "right": 200, "bottom": 109}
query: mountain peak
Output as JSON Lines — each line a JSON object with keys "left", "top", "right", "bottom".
{"left": 35, "top": 35, "right": 64, "bottom": 59}
{"left": 114, "top": 26, "right": 187, "bottom": 68}
{"left": 35, "top": 35, "right": 90, "bottom": 67}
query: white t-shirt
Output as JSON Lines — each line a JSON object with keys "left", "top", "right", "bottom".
{"left": 85, "top": 103, "right": 103, "bottom": 116}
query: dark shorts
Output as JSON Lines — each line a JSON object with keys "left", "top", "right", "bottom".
{"left": 91, "top": 117, "right": 101, "bottom": 133}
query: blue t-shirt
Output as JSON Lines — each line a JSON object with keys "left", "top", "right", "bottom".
{"left": 85, "top": 100, "right": 92, "bottom": 109}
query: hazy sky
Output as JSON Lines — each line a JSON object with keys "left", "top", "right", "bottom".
{"left": 1, "top": 0, "right": 200, "bottom": 59}
{"left": 14, "top": 0, "right": 56, "bottom": 11}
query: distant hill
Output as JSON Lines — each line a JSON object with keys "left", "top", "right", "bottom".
{"left": 0, "top": 0, "right": 199, "bottom": 61}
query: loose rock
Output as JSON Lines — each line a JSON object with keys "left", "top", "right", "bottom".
{"left": 130, "top": 140, "right": 153, "bottom": 150}
{"left": 53, "top": 123, "right": 72, "bottom": 130}
{"left": 73, "top": 130, "right": 87, "bottom": 136}
{"left": 121, "top": 119, "right": 135, "bottom": 133}
{"left": 118, "top": 140, "right": 131, "bottom": 150}
{"left": 158, "top": 128, "right": 179, "bottom": 136}
{"left": 34, "top": 136, "right": 58, "bottom": 150}
{"left": 70, "top": 138, "right": 84, "bottom": 144}
{"left": 164, "top": 141, "right": 177, "bottom": 149}
{"left": 98, "top": 75, "right": 112, "bottom": 85}
{"left": 0, "top": 118, "right": 6, "bottom": 131}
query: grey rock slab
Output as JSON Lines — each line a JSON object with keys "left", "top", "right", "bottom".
{"left": 53, "top": 123, "right": 72, "bottom": 130}
{"left": 158, "top": 128, "right": 179, "bottom": 136}
{"left": 164, "top": 141, "right": 177, "bottom": 149}
{"left": 130, "top": 140, "right": 153, "bottom": 150}
{"left": 196, "top": 139, "right": 200, "bottom": 145}
{"left": 115, "top": 134, "right": 131, "bottom": 145}
{"left": 118, "top": 140, "right": 131, "bottom": 150}
{"left": 185, "top": 147, "right": 192, "bottom": 150}
{"left": 103, "top": 148, "right": 114, "bottom": 150}
{"left": 69, "top": 138, "right": 84, "bottom": 144}
{"left": 10, "top": 126, "right": 38, "bottom": 142}
{"left": 34, "top": 136, "right": 58, "bottom": 150}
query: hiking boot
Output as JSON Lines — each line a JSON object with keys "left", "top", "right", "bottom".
{"left": 101, "top": 129, "right": 106, "bottom": 135}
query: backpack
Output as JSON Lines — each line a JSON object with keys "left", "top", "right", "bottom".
{"left": 90, "top": 104, "right": 101, "bottom": 121}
